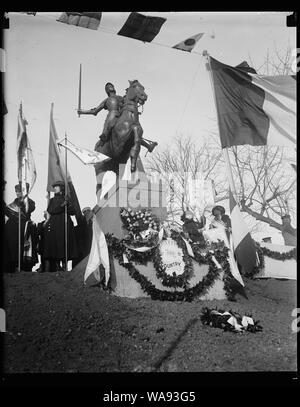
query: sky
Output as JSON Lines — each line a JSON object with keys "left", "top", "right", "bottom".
{"left": 3, "top": 11, "right": 296, "bottom": 243}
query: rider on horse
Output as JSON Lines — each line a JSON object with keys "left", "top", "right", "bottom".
{"left": 78, "top": 82, "right": 157, "bottom": 153}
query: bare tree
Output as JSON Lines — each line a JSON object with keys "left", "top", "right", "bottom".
{"left": 248, "top": 43, "right": 294, "bottom": 76}
{"left": 228, "top": 145, "right": 296, "bottom": 231}
{"left": 145, "top": 135, "right": 226, "bottom": 221}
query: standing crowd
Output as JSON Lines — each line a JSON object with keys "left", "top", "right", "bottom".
{"left": 3, "top": 181, "right": 297, "bottom": 273}
{"left": 4, "top": 181, "right": 93, "bottom": 273}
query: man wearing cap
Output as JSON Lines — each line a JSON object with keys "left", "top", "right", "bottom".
{"left": 43, "top": 181, "right": 79, "bottom": 272}
{"left": 4, "top": 183, "right": 38, "bottom": 273}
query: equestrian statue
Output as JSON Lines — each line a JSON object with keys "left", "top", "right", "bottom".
{"left": 78, "top": 80, "right": 157, "bottom": 194}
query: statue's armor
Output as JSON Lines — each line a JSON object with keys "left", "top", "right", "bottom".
{"left": 100, "top": 95, "right": 123, "bottom": 144}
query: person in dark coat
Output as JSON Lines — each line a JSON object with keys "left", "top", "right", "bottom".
{"left": 181, "top": 209, "right": 206, "bottom": 246}
{"left": 43, "top": 181, "right": 79, "bottom": 272}
{"left": 4, "top": 183, "right": 38, "bottom": 273}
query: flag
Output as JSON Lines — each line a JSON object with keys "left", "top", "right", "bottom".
{"left": 209, "top": 56, "right": 296, "bottom": 148}
{"left": 17, "top": 103, "right": 37, "bottom": 198}
{"left": 58, "top": 139, "right": 109, "bottom": 165}
{"left": 84, "top": 216, "right": 110, "bottom": 284}
{"left": 47, "top": 104, "right": 82, "bottom": 222}
{"left": 229, "top": 188, "right": 257, "bottom": 276}
{"left": 117, "top": 12, "right": 166, "bottom": 43}
{"left": 1, "top": 48, "right": 7, "bottom": 116}
{"left": 57, "top": 12, "right": 102, "bottom": 30}
{"left": 173, "top": 33, "right": 204, "bottom": 52}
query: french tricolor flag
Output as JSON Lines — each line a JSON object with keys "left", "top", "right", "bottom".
{"left": 229, "top": 189, "right": 257, "bottom": 276}
{"left": 210, "top": 56, "right": 296, "bottom": 149}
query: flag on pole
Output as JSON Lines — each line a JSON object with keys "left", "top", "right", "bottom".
{"left": 209, "top": 56, "right": 296, "bottom": 148}
{"left": 17, "top": 103, "right": 37, "bottom": 198}
{"left": 47, "top": 103, "right": 82, "bottom": 222}
{"left": 57, "top": 12, "right": 102, "bottom": 30}
{"left": 173, "top": 33, "right": 204, "bottom": 52}
{"left": 1, "top": 48, "right": 7, "bottom": 116}
{"left": 57, "top": 139, "right": 110, "bottom": 165}
{"left": 229, "top": 188, "right": 257, "bottom": 276}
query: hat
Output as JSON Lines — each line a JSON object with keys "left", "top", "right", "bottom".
{"left": 82, "top": 207, "right": 92, "bottom": 213}
{"left": 212, "top": 205, "right": 225, "bottom": 215}
{"left": 52, "top": 180, "right": 65, "bottom": 188}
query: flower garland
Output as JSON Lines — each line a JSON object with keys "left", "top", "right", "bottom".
{"left": 200, "top": 307, "right": 263, "bottom": 333}
{"left": 245, "top": 242, "right": 297, "bottom": 279}
{"left": 152, "top": 231, "right": 194, "bottom": 289}
{"left": 106, "top": 232, "right": 236, "bottom": 301}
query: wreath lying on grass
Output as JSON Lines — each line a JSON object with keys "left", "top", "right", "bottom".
{"left": 200, "top": 307, "right": 263, "bottom": 333}
{"left": 245, "top": 242, "right": 297, "bottom": 279}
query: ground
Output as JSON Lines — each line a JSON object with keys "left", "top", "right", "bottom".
{"left": 3, "top": 267, "right": 297, "bottom": 373}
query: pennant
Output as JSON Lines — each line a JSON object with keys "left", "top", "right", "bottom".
{"left": 173, "top": 33, "right": 204, "bottom": 52}
{"left": 57, "top": 139, "right": 109, "bottom": 165}
{"left": 47, "top": 103, "right": 82, "bottom": 222}
{"left": 57, "top": 12, "right": 102, "bottom": 30}
{"left": 17, "top": 103, "right": 37, "bottom": 197}
{"left": 229, "top": 188, "right": 257, "bottom": 276}
{"left": 117, "top": 12, "right": 166, "bottom": 43}
{"left": 209, "top": 56, "right": 296, "bottom": 148}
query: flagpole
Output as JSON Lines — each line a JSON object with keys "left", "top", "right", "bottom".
{"left": 18, "top": 205, "right": 21, "bottom": 272}
{"left": 203, "top": 50, "right": 239, "bottom": 203}
{"left": 64, "top": 133, "right": 68, "bottom": 272}
{"left": 78, "top": 64, "right": 82, "bottom": 118}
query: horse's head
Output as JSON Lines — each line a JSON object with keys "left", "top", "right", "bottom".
{"left": 126, "top": 80, "right": 148, "bottom": 105}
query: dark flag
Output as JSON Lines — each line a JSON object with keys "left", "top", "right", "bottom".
{"left": 47, "top": 104, "right": 82, "bottom": 223}
{"left": 118, "top": 12, "right": 166, "bottom": 43}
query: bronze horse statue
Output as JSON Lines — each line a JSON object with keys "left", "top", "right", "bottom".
{"left": 94, "top": 80, "right": 150, "bottom": 194}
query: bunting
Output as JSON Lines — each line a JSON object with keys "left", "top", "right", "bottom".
{"left": 173, "top": 33, "right": 204, "bottom": 52}
{"left": 57, "top": 12, "right": 102, "bottom": 30}
{"left": 117, "top": 12, "right": 166, "bottom": 42}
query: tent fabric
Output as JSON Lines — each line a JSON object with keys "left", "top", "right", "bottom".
{"left": 117, "top": 12, "right": 166, "bottom": 42}
{"left": 254, "top": 243, "right": 296, "bottom": 280}
{"left": 74, "top": 255, "right": 227, "bottom": 300}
